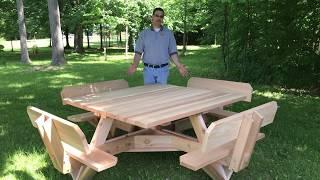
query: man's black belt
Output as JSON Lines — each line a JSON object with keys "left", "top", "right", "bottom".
{"left": 144, "top": 63, "right": 168, "bottom": 68}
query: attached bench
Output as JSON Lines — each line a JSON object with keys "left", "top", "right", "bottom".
{"left": 27, "top": 106, "right": 117, "bottom": 179}
{"left": 61, "top": 79, "right": 135, "bottom": 136}
{"left": 180, "top": 101, "right": 277, "bottom": 179}
{"left": 174, "top": 77, "right": 253, "bottom": 133}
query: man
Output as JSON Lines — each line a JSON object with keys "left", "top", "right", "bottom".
{"left": 127, "top": 7, "right": 188, "bottom": 84}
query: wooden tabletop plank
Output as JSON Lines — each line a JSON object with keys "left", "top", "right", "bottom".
{"left": 64, "top": 84, "right": 247, "bottom": 128}
{"left": 96, "top": 87, "right": 215, "bottom": 115}
{"left": 106, "top": 91, "right": 225, "bottom": 118}
{"left": 127, "top": 93, "right": 246, "bottom": 128}
{"left": 89, "top": 86, "right": 188, "bottom": 111}
{"left": 84, "top": 85, "right": 183, "bottom": 107}
{"left": 63, "top": 85, "right": 176, "bottom": 107}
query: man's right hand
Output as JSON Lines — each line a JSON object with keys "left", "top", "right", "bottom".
{"left": 127, "top": 64, "right": 138, "bottom": 75}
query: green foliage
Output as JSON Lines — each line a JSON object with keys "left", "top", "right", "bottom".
{"left": 205, "top": 0, "right": 320, "bottom": 89}
{"left": 0, "top": 0, "right": 319, "bottom": 88}
{"left": 24, "top": 0, "right": 50, "bottom": 38}
{"left": 0, "top": 0, "right": 18, "bottom": 40}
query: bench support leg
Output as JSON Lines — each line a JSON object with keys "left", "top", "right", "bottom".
{"left": 76, "top": 166, "right": 96, "bottom": 180}
{"left": 203, "top": 163, "right": 233, "bottom": 180}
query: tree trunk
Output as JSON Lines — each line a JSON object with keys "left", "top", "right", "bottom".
{"left": 86, "top": 29, "right": 90, "bottom": 48}
{"left": 100, "top": 24, "right": 103, "bottom": 50}
{"left": 49, "top": 36, "right": 52, "bottom": 47}
{"left": 16, "top": 0, "right": 31, "bottom": 64}
{"left": 11, "top": 40, "right": 14, "bottom": 52}
{"left": 128, "top": 30, "right": 134, "bottom": 52}
{"left": 317, "top": 40, "right": 320, "bottom": 55}
{"left": 125, "top": 25, "right": 128, "bottom": 56}
{"left": 47, "top": 0, "right": 65, "bottom": 65}
{"left": 65, "top": 27, "right": 71, "bottom": 49}
{"left": 116, "top": 32, "right": 119, "bottom": 45}
{"left": 74, "top": 24, "right": 84, "bottom": 53}
{"left": 182, "top": 0, "right": 188, "bottom": 56}
{"left": 119, "top": 31, "right": 122, "bottom": 43}
{"left": 222, "top": 2, "right": 229, "bottom": 72}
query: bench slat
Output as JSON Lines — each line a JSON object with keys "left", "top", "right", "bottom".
{"left": 180, "top": 133, "right": 265, "bottom": 171}
{"left": 64, "top": 144, "right": 117, "bottom": 172}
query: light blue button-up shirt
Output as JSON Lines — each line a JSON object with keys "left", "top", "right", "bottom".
{"left": 134, "top": 26, "right": 178, "bottom": 65}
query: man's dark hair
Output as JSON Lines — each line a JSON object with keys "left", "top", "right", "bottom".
{"left": 153, "top": 8, "right": 165, "bottom": 16}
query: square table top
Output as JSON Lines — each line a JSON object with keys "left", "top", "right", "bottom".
{"left": 63, "top": 84, "right": 246, "bottom": 128}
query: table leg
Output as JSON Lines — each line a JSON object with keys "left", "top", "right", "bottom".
{"left": 90, "top": 117, "right": 114, "bottom": 148}
{"left": 189, "top": 114, "right": 207, "bottom": 143}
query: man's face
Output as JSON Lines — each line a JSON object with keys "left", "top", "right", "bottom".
{"left": 152, "top": 10, "right": 164, "bottom": 26}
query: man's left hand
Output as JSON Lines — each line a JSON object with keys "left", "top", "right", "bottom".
{"left": 177, "top": 64, "right": 188, "bottom": 77}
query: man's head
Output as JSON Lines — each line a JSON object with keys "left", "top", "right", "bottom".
{"left": 151, "top": 8, "right": 165, "bottom": 28}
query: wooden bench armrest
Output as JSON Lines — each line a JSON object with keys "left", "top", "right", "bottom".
{"left": 180, "top": 141, "right": 233, "bottom": 171}
{"left": 64, "top": 143, "right": 117, "bottom": 172}
{"left": 180, "top": 133, "right": 265, "bottom": 171}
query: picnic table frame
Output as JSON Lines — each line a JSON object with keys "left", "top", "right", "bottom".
{"left": 28, "top": 77, "right": 277, "bottom": 180}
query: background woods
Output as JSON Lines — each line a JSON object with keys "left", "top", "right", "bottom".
{"left": 0, "top": 0, "right": 319, "bottom": 89}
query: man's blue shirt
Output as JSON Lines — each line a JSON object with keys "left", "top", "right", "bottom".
{"left": 134, "top": 26, "right": 177, "bottom": 65}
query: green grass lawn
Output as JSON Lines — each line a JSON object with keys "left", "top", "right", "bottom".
{"left": 0, "top": 46, "right": 319, "bottom": 179}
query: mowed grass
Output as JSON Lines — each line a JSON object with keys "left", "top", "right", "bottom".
{"left": 0, "top": 45, "right": 319, "bottom": 180}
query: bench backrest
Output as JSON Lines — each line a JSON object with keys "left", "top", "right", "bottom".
{"left": 187, "top": 77, "right": 253, "bottom": 102}
{"left": 27, "top": 106, "right": 90, "bottom": 173}
{"left": 202, "top": 101, "right": 277, "bottom": 171}
{"left": 61, "top": 79, "right": 129, "bottom": 100}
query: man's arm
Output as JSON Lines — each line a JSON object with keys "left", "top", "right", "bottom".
{"left": 128, "top": 53, "right": 142, "bottom": 75}
{"left": 170, "top": 53, "right": 188, "bottom": 77}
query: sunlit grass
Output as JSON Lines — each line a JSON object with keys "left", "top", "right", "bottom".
{"left": 54, "top": 73, "right": 83, "bottom": 79}
{"left": 17, "top": 95, "right": 35, "bottom": 100}
{"left": 1, "top": 151, "right": 48, "bottom": 180}
{"left": 0, "top": 101, "right": 12, "bottom": 105}
{"left": 0, "top": 125, "right": 6, "bottom": 136}
{"left": 253, "top": 90, "right": 285, "bottom": 100}
{"left": 7, "top": 83, "right": 33, "bottom": 89}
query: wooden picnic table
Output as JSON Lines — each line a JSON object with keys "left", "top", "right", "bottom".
{"left": 28, "top": 78, "right": 277, "bottom": 179}
{"left": 62, "top": 84, "right": 247, "bottom": 129}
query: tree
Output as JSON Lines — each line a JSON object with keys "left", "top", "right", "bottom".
{"left": 0, "top": 0, "right": 18, "bottom": 52}
{"left": 47, "top": 0, "right": 65, "bottom": 65}
{"left": 16, "top": 0, "right": 31, "bottom": 64}
{"left": 162, "top": 0, "right": 205, "bottom": 54}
